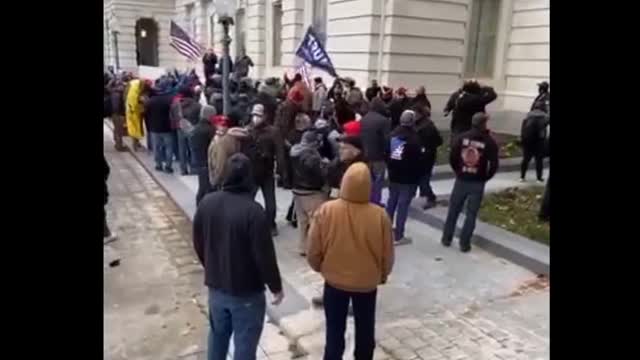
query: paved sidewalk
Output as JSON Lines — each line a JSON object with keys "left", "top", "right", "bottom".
{"left": 104, "top": 133, "right": 302, "bottom": 360}
{"left": 107, "top": 124, "right": 549, "bottom": 360}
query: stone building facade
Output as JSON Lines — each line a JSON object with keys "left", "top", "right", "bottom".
{"left": 104, "top": 0, "right": 549, "bottom": 132}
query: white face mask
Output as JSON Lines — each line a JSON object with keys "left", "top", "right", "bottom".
{"left": 252, "top": 115, "right": 264, "bottom": 126}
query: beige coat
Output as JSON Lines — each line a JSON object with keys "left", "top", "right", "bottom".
{"left": 307, "top": 162, "right": 395, "bottom": 292}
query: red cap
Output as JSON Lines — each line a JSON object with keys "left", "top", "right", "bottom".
{"left": 212, "top": 115, "right": 228, "bottom": 128}
{"left": 343, "top": 120, "right": 361, "bottom": 137}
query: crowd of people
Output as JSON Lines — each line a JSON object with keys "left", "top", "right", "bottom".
{"left": 104, "top": 60, "right": 550, "bottom": 359}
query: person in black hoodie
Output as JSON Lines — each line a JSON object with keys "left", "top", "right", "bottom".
{"left": 365, "top": 79, "right": 381, "bottom": 102}
{"left": 531, "top": 81, "right": 550, "bottom": 114}
{"left": 145, "top": 90, "right": 177, "bottom": 173}
{"left": 386, "top": 110, "right": 424, "bottom": 245}
{"left": 442, "top": 112, "right": 499, "bottom": 252}
{"left": 389, "top": 87, "right": 410, "bottom": 129}
{"left": 202, "top": 49, "right": 218, "bottom": 87}
{"left": 247, "top": 104, "right": 286, "bottom": 236}
{"left": 411, "top": 86, "right": 432, "bottom": 112}
{"left": 449, "top": 81, "right": 497, "bottom": 137}
{"left": 360, "top": 97, "right": 392, "bottom": 206}
{"left": 190, "top": 105, "right": 217, "bottom": 205}
{"left": 413, "top": 102, "right": 443, "bottom": 210}
{"left": 520, "top": 102, "right": 549, "bottom": 182}
{"left": 193, "top": 153, "right": 284, "bottom": 360}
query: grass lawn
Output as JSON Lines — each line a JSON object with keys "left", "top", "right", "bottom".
{"left": 436, "top": 130, "right": 522, "bottom": 165}
{"left": 478, "top": 186, "right": 550, "bottom": 245}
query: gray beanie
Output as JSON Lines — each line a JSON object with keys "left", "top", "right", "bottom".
{"left": 200, "top": 104, "right": 217, "bottom": 122}
{"left": 400, "top": 110, "right": 416, "bottom": 127}
{"left": 471, "top": 112, "right": 489, "bottom": 128}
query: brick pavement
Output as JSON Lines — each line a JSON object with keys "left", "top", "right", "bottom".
{"left": 105, "top": 124, "right": 549, "bottom": 360}
{"left": 103, "top": 134, "right": 304, "bottom": 360}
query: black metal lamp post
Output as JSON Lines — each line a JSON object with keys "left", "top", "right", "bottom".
{"left": 215, "top": 0, "right": 237, "bottom": 116}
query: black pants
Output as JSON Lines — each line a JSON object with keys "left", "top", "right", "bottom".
{"left": 252, "top": 175, "right": 277, "bottom": 227}
{"left": 323, "top": 283, "right": 377, "bottom": 360}
{"left": 418, "top": 162, "right": 436, "bottom": 202}
{"left": 521, "top": 142, "right": 544, "bottom": 180}
{"left": 195, "top": 166, "right": 212, "bottom": 206}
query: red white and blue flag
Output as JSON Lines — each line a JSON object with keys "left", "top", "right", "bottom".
{"left": 169, "top": 21, "right": 204, "bottom": 62}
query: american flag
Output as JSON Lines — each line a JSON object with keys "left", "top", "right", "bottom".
{"left": 170, "top": 21, "right": 204, "bottom": 62}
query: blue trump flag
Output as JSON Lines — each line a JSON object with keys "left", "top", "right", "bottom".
{"left": 295, "top": 27, "right": 338, "bottom": 78}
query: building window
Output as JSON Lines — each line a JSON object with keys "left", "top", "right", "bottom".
{"left": 272, "top": 1, "right": 283, "bottom": 66}
{"left": 312, "top": 0, "right": 328, "bottom": 45}
{"left": 465, "top": 0, "right": 500, "bottom": 78}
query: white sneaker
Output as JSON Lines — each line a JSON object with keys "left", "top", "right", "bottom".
{"left": 104, "top": 234, "right": 118, "bottom": 245}
{"left": 519, "top": 178, "right": 526, "bottom": 183}
{"left": 537, "top": 178, "right": 545, "bottom": 183}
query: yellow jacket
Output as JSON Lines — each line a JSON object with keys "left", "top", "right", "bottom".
{"left": 125, "top": 79, "right": 144, "bottom": 139}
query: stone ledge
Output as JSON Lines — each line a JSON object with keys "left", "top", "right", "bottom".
{"left": 408, "top": 201, "right": 549, "bottom": 276}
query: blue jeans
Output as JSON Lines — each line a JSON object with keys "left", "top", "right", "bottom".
{"left": 442, "top": 179, "right": 486, "bottom": 249}
{"left": 207, "top": 289, "right": 266, "bottom": 360}
{"left": 177, "top": 129, "right": 193, "bottom": 172}
{"left": 385, "top": 183, "right": 417, "bottom": 240}
{"left": 151, "top": 132, "right": 176, "bottom": 169}
{"left": 369, "top": 161, "right": 386, "bottom": 206}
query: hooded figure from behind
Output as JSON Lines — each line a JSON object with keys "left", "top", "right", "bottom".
{"left": 193, "top": 153, "right": 283, "bottom": 360}
{"left": 307, "top": 162, "right": 394, "bottom": 360}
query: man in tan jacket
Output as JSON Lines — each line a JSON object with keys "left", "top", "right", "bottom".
{"left": 307, "top": 162, "right": 394, "bottom": 360}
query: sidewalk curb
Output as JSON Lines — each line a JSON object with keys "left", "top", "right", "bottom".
{"left": 430, "top": 157, "right": 549, "bottom": 181}
{"left": 408, "top": 201, "right": 550, "bottom": 276}
{"left": 103, "top": 121, "right": 314, "bottom": 340}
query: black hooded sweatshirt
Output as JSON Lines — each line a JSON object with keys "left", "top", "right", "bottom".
{"left": 193, "top": 153, "right": 282, "bottom": 296}
{"left": 449, "top": 127, "right": 499, "bottom": 183}
{"left": 360, "top": 98, "right": 392, "bottom": 162}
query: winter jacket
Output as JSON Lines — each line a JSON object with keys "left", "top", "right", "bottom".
{"left": 190, "top": 120, "right": 215, "bottom": 168}
{"left": 387, "top": 126, "right": 424, "bottom": 185}
{"left": 275, "top": 100, "right": 301, "bottom": 136}
{"left": 181, "top": 97, "right": 202, "bottom": 126}
{"left": 365, "top": 85, "right": 381, "bottom": 102}
{"left": 360, "top": 99, "right": 392, "bottom": 162}
{"left": 449, "top": 128, "right": 499, "bottom": 182}
{"left": 307, "top": 162, "right": 394, "bottom": 292}
{"left": 208, "top": 127, "right": 227, "bottom": 186}
{"left": 451, "top": 87, "right": 497, "bottom": 134}
{"left": 530, "top": 91, "right": 550, "bottom": 113}
{"left": 234, "top": 56, "right": 254, "bottom": 78}
{"left": 203, "top": 53, "right": 218, "bottom": 78}
{"left": 254, "top": 91, "right": 278, "bottom": 125}
{"left": 312, "top": 83, "right": 328, "bottom": 112}
{"left": 389, "top": 96, "right": 411, "bottom": 129}
{"left": 144, "top": 94, "right": 174, "bottom": 133}
{"left": 520, "top": 109, "right": 550, "bottom": 146}
{"left": 326, "top": 152, "right": 367, "bottom": 189}
{"left": 415, "top": 114, "right": 443, "bottom": 171}
{"left": 411, "top": 94, "right": 432, "bottom": 112}
{"left": 290, "top": 141, "right": 326, "bottom": 192}
{"left": 193, "top": 153, "right": 282, "bottom": 296}
{"left": 210, "top": 127, "right": 250, "bottom": 188}
{"left": 248, "top": 123, "right": 286, "bottom": 183}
